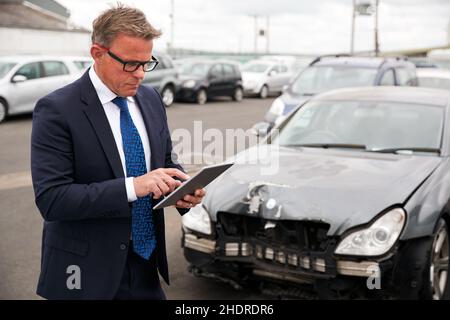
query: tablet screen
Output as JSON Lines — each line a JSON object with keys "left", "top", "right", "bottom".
{"left": 153, "top": 163, "right": 234, "bottom": 209}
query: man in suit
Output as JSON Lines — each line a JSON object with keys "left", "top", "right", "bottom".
{"left": 30, "top": 4, "right": 205, "bottom": 299}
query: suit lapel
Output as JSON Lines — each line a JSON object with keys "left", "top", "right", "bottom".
{"left": 79, "top": 71, "right": 124, "bottom": 179}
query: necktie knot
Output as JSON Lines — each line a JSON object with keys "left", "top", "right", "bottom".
{"left": 112, "top": 96, "right": 129, "bottom": 112}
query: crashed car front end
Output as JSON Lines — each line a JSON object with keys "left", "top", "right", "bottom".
{"left": 181, "top": 200, "right": 409, "bottom": 298}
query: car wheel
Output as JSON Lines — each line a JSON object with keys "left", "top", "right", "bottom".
{"left": 196, "top": 89, "right": 207, "bottom": 105}
{"left": 0, "top": 99, "right": 7, "bottom": 124}
{"left": 161, "top": 85, "right": 175, "bottom": 107}
{"left": 259, "top": 85, "right": 269, "bottom": 99}
{"left": 396, "top": 218, "right": 449, "bottom": 299}
{"left": 233, "top": 87, "right": 243, "bottom": 102}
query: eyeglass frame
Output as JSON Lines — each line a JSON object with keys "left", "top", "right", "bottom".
{"left": 95, "top": 44, "right": 159, "bottom": 72}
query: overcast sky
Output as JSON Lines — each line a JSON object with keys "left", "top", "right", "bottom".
{"left": 58, "top": 0, "right": 450, "bottom": 55}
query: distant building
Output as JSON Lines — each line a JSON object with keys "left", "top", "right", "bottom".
{"left": 0, "top": 0, "right": 91, "bottom": 56}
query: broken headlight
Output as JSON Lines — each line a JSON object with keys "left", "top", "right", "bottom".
{"left": 181, "top": 204, "right": 212, "bottom": 235}
{"left": 335, "top": 208, "right": 406, "bottom": 256}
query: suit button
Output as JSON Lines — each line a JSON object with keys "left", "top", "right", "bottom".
{"left": 120, "top": 243, "right": 127, "bottom": 250}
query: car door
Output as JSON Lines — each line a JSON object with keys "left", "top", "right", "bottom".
{"left": 207, "top": 64, "right": 225, "bottom": 97}
{"left": 9, "top": 62, "right": 45, "bottom": 113}
{"left": 40, "top": 61, "right": 74, "bottom": 96}
{"left": 268, "top": 65, "right": 291, "bottom": 92}
{"left": 222, "top": 63, "right": 237, "bottom": 95}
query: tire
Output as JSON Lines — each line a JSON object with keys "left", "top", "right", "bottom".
{"left": 196, "top": 89, "right": 207, "bottom": 105}
{"left": 233, "top": 87, "right": 243, "bottom": 102}
{"left": 161, "top": 85, "right": 175, "bottom": 107}
{"left": 0, "top": 99, "right": 7, "bottom": 124}
{"left": 395, "top": 218, "right": 449, "bottom": 299}
{"left": 259, "top": 85, "right": 269, "bottom": 99}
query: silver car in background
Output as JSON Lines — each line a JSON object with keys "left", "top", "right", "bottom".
{"left": 0, "top": 55, "right": 86, "bottom": 123}
{"left": 241, "top": 60, "right": 294, "bottom": 98}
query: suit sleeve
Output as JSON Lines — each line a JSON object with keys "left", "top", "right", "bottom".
{"left": 31, "top": 98, "right": 131, "bottom": 222}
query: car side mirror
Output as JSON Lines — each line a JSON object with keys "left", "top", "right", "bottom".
{"left": 11, "top": 75, "right": 27, "bottom": 83}
{"left": 251, "top": 121, "right": 271, "bottom": 137}
{"left": 282, "top": 85, "right": 289, "bottom": 93}
{"left": 269, "top": 70, "right": 277, "bottom": 77}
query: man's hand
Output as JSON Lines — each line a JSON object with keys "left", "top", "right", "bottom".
{"left": 175, "top": 188, "right": 206, "bottom": 209}
{"left": 133, "top": 168, "right": 190, "bottom": 199}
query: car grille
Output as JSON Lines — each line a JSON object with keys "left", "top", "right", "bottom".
{"left": 217, "top": 212, "right": 331, "bottom": 252}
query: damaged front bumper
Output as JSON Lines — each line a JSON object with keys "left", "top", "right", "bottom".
{"left": 181, "top": 212, "right": 403, "bottom": 298}
{"left": 183, "top": 231, "right": 383, "bottom": 279}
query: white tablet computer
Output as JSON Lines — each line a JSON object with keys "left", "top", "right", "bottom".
{"left": 153, "top": 163, "right": 234, "bottom": 210}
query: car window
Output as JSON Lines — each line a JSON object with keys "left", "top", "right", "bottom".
{"left": 379, "top": 69, "right": 395, "bottom": 86}
{"left": 0, "top": 62, "right": 17, "bottom": 79}
{"left": 291, "top": 66, "right": 378, "bottom": 95}
{"left": 242, "top": 62, "right": 270, "bottom": 73}
{"left": 396, "top": 68, "right": 415, "bottom": 86}
{"left": 210, "top": 64, "right": 223, "bottom": 78}
{"left": 73, "top": 60, "right": 92, "bottom": 71}
{"left": 15, "top": 62, "right": 42, "bottom": 80}
{"left": 277, "top": 65, "right": 288, "bottom": 73}
{"left": 273, "top": 100, "right": 444, "bottom": 151}
{"left": 180, "top": 63, "right": 210, "bottom": 76}
{"left": 223, "top": 64, "right": 235, "bottom": 76}
{"left": 42, "top": 61, "right": 69, "bottom": 77}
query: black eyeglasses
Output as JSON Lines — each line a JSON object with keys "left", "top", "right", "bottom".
{"left": 107, "top": 50, "right": 159, "bottom": 72}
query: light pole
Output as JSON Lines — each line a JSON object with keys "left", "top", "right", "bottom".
{"left": 169, "top": 0, "right": 174, "bottom": 54}
{"left": 266, "top": 15, "right": 270, "bottom": 54}
{"left": 350, "top": 0, "right": 356, "bottom": 55}
{"left": 374, "top": 0, "right": 380, "bottom": 56}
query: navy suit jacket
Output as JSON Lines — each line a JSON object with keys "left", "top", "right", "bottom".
{"left": 31, "top": 70, "right": 188, "bottom": 299}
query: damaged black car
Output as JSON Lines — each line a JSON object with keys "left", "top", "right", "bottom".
{"left": 181, "top": 86, "right": 450, "bottom": 299}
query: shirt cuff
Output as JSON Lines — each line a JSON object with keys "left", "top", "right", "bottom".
{"left": 125, "top": 177, "right": 138, "bottom": 202}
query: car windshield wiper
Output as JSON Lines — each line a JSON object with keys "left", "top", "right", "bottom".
{"left": 284, "top": 143, "right": 367, "bottom": 150}
{"left": 369, "top": 147, "right": 441, "bottom": 155}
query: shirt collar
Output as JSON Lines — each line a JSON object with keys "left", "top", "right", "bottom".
{"left": 89, "top": 66, "right": 134, "bottom": 105}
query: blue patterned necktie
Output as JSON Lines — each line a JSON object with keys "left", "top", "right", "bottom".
{"left": 112, "top": 96, "right": 156, "bottom": 260}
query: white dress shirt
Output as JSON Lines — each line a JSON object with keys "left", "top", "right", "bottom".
{"left": 89, "top": 67, "right": 151, "bottom": 203}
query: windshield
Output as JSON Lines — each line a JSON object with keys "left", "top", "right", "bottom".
{"left": 0, "top": 62, "right": 17, "bottom": 78}
{"left": 290, "top": 66, "right": 378, "bottom": 95}
{"left": 242, "top": 63, "right": 270, "bottom": 73}
{"left": 272, "top": 100, "right": 444, "bottom": 153}
{"left": 180, "top": 63, "right": 210, "bottom": 76}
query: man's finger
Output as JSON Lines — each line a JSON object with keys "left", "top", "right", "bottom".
{"left": 162, "top": 168, "right": 190, "bottom": 181}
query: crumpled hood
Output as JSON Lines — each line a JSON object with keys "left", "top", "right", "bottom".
{"left": 203, "top": 146, "right": 442, "bottom": 236}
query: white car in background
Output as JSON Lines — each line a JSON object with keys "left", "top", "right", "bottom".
{"left": 417, "top": 68, "right": 450, "bottom": 90}
{"left": 0, "top": 55, "right": 89, "bottom": 123}
{"left": 241, "top": 60, "right": 293, "bottom": 98}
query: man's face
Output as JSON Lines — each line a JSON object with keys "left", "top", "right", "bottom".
{"left": 91, "top": 33, "right": 153, "bottom": 97}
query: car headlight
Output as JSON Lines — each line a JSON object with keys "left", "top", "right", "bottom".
{"left": 335, "top": 208, "right": 406, "bottom": 256}
{"left": 269, "top": 97, "right": 285, "bottom": 116}
{"left": 182, "top": 80, "right": 196, "bottom": 88}
{"left": 181, "top": 204, "right": 212, "bottom": 235}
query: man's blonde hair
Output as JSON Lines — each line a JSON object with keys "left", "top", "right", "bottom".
{"left": 92, "top": 3, "right": 161, "bottom": 47}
